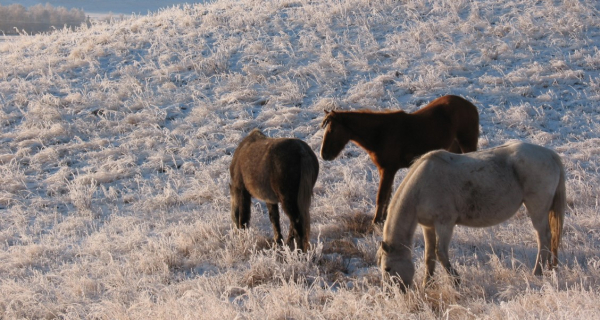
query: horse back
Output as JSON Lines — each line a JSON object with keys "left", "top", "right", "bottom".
{"left": 230, "top": 133, "right": 278, "bottom": 202}
{"left": 413, "top": 95, "right": 478, "bottom": 130}
{"left": 230, "top": 133, "right": 318, "bottom": 203}
{"left": 406, "top": 95, "right": 479, "bottom": 155}
{"left": 268, "top": 139, "right": 319, "bottom": 191}
{"left": 413, "top": 95, "right": 478, "bottom": 117}
{"left": 504, "top": 142, "right": 564, "bottom": 197}
{"left": 398, "top": 148, "right": 525, "bottom": 227}
{"left": 415, "top": 143, "right": 561, "bottom": 226}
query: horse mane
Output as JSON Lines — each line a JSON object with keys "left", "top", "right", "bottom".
{"left": 321, "top": 109, "right": 407, "bottom": 128}
{"left": 351, "top": 109, "right": 405, "bottom": 114}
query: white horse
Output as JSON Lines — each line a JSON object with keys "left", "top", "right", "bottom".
{"left": 377, "top": 141, "right": 566, "bottom": 291}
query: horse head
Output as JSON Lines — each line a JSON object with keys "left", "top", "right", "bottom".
{"left": 377, "top": 241, "right": 414, "bottom": 292}
{"left": 320, "top": 110, "right": 351, "bottom": 161}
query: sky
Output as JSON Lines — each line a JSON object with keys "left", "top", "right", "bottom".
{"left": 1, "top": 0, "right": 203, "bottom": 15}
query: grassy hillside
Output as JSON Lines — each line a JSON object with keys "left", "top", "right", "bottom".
{"left": 1, "top": 0, "right": 599, "bottom": 318}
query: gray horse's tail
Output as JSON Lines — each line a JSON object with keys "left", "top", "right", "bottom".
{"left": 297, "top": 151, "right": 318, "bottom": 251}
{"left": 549, "top": 157, "right": 566, "bottom": 268}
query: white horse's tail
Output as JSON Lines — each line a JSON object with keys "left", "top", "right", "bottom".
{"left": 549, "top": 157, "right": 566, "bottom": 268}
{"left": 297, "top": 151, "right": 318, "bottom": 251}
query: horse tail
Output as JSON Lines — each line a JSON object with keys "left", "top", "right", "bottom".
{"left": 451, "top": 95, "right": 479, "bottom": 153}
{"left": 297, "top": 148, "right": 319, "bottom": 251}
{"left": 549, "top": 156, "right": 566, "bottom": 268}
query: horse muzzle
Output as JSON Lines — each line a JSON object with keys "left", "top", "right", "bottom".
{"left": 320, "top": 153, "right": 333, "bottom": 161}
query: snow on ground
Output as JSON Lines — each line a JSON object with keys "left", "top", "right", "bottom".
{"left": 0, "top": 0, "right": 599, "bottom": 318}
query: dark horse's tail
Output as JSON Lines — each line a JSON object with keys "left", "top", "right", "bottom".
{"left": 549, "top": 154, "right": 566, "bottom": 268}
{"left": 297, "top": 148, "right": 319, "bottom": 251}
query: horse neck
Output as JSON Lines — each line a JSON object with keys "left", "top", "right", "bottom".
{"left": 383, "top": 194, "right": 418, "bottom": 255}
{"left": 338, "top": 111, "right": 403, "bottom": 149}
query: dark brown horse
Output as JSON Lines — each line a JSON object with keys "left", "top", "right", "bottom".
{"left": 320, "top": 95, "right": 479, "bottom": 224}
{"left": 230, "top": 129, "right": 319, "bottom": 252}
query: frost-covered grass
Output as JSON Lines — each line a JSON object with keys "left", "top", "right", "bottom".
{"left": 1, "top": 0, "right": 600, "bottom": 318}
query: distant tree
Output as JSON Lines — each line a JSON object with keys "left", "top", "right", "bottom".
{"left": 0, "top": 3, "right": 86, "bottom": 35}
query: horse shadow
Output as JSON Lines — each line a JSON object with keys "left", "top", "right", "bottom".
{"left": 410, "top": 221, "right": 599, "bottom": 296}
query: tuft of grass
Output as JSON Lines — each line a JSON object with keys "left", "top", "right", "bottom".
{"left": 340, "top": 211, "right": 376, "bottom": 236}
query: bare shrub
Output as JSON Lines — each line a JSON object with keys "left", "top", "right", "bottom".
{"left": 0, "top": 4, "right": 86, "bottom": 35}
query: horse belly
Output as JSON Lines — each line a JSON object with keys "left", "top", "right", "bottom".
{"left": 248, "top": 188, "right": 279, "bottom": 204}
{"left": 456, "top": 180, "right": 523, "bottom": 228}
{"left": 457, "top": 200, "right": 523, "bottom": 227}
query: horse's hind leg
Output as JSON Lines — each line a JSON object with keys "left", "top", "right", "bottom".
{"left": 281, "top": 199, "right": 307, "bottom": 251}
{"left": 267, "top": 203, "right": 284, "bottom": 245}
{"left": 434, "top": 223, "right": 460, "bottom": 286}
{"left": 231, "top": 185, "right": 252, "bottom": 229}
{"left": 532, "top": 217, "right": 552, "bottom": 276}
{"left": 422, "top": 225, "right": 437, "bottom": 287}
{"left": 525, "top": 199, "right": 553, "bottom": 275}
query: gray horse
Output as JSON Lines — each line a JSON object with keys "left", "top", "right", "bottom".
{"left": 378, "top": 141, "right": 566, "bottom": 291}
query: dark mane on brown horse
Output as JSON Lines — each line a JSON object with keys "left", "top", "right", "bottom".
{"left": 321, "top": 109, "right": 405, "bottom": 129}
{"left": 320, "top": 95, "right": 479, "bottom": 224}
{"left": 229, "top": 129, "right": 319, "bottom": 252}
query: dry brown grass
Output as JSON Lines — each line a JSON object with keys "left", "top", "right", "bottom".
{"left": 341, "top": 211, "right": 376, "bottom": 237}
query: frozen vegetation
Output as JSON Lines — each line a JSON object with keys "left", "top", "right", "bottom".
{"left": 0, "top": 0, "right": 599, "bottom": 318}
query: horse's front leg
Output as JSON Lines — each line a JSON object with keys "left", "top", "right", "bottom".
{"left": 267, "top": 203, "right": 284, "bottom": 245}
{"left": 422, "top": 225, "right": 437, "bottom": 287}
{"left": 435, "top": 224, "right": 461, "bottom": 287}
{"left": 373, "top": 169, "right": 396, "bottom": 224}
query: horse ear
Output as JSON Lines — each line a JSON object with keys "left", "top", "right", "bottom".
{"left": 321, "top": 111, "right": 331, "bottom": 128}
{"left": 381, "top": 241, "right": 393, "bottom": 253}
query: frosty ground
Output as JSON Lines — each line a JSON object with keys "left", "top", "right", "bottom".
{"left": 0, "top": 0, "right": 599, "bottom": 318}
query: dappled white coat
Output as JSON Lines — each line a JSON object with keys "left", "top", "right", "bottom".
{"left": 379, "top": 141, "right": 565, "bottom": 290}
